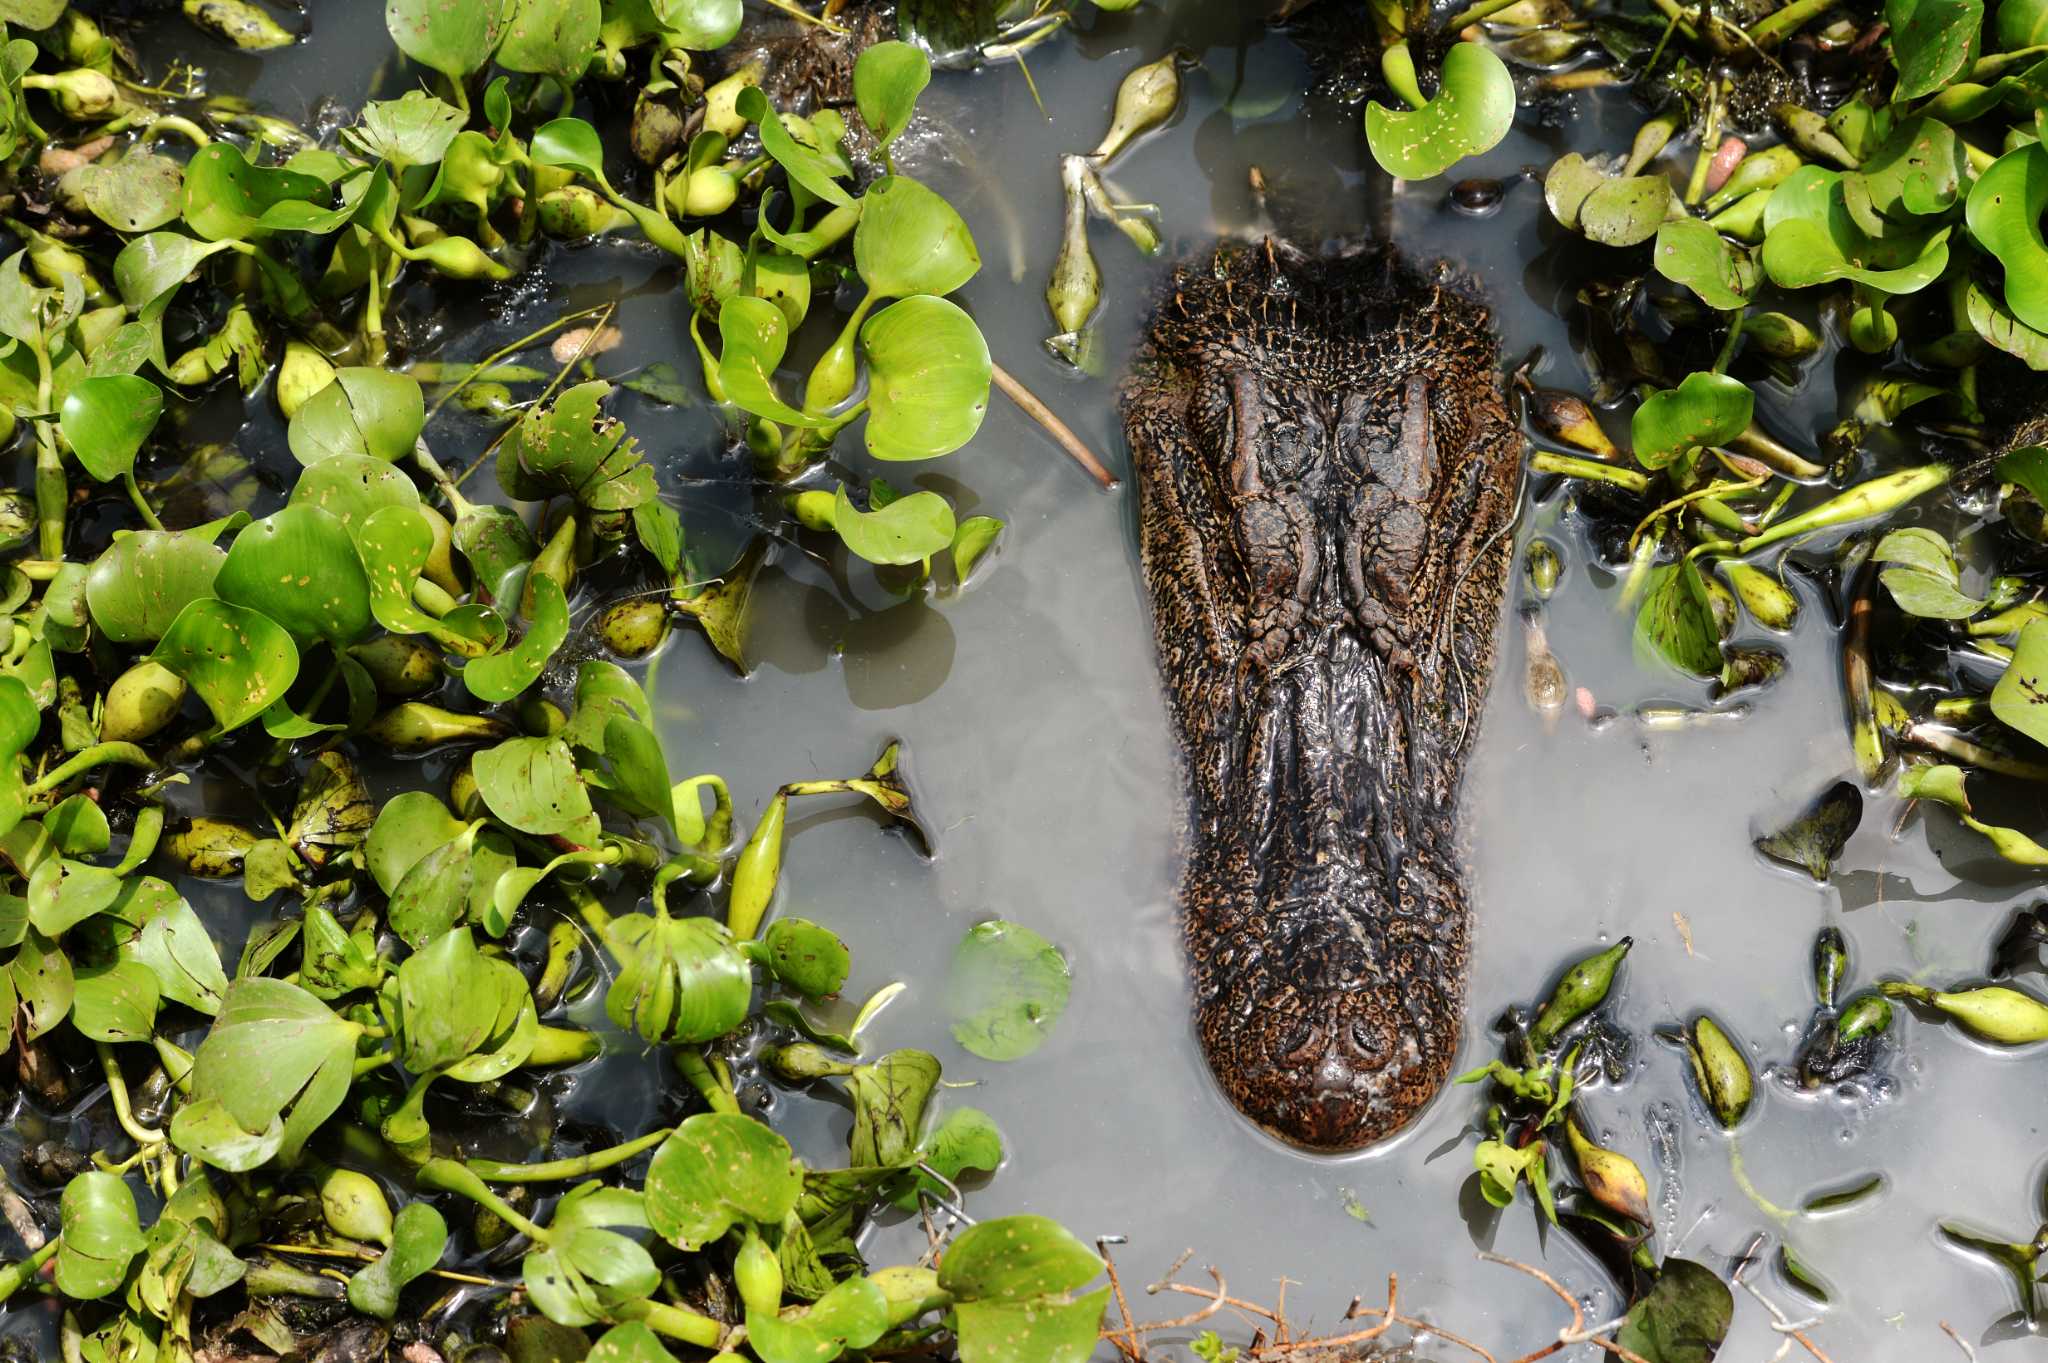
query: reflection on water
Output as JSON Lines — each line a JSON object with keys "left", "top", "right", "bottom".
{"left": 26, "top": 4, "right": 2048, "bottom": 1358}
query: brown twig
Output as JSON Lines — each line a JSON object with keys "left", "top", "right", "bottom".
{"left": 1940, "top": 1319, "right": 1975, "bottom": 1361}
{"left": 990, "top": 360, "right": 1118, "bottom": 489}
{"left": 1098, "top": 1238, "right": 1145, "bottom": 1362}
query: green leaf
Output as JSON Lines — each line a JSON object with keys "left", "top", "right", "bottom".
{"left": 56, "top": 1172, "right": 147, "bottom": 1301}
{"left": 717, "top": 295, "right": 828, "bottom": 428}
{"left": 1855, "top": 115, "right": 1967, "bottom": 218}
{"left": 28, "top": 858, "right": 123, "bottom": 936}
{"left": 892, "top": 1105, "right": 1003, "bottom": 1211}
{"left": 68, "top": 150, "right": 184, "bottom": 234}
{"left": 749, "top": 1275, "right": 890, "bottom": 1363}
{"left": 530, "top": 116, "right": 609, "bottom": 183}
{"left": 596, "top": 713, "right": 677, "bottom": 831}
{"left": 1634, "top": 558, "right": 1722, "bottom": 678}
{"left": 181, "top": 142, "right": 349, "bottom": 241}
{"left": 387, "top": 824, "right": 480, "bottom": 950}
{"left": 1544, "top": 153, "right": 1673, "bottom": 246}
{"left": 1967, "top": 144, "right": 2048, "bottom": 334}
{"left": 1993, "top": 618, "right": 2048, "bottom": 750}
{"left": 1888, "top": 0, "right": 1983, "bottom": 98}
{"left": 761, "top": 918, "right": 850, "bottom": 998}
{"left": 176, "top": 978, "right": 360, "bottom": 1167}
{"left": 85, "top": 528, "right": 227, "bottom": 645}
{"left": 472, "top": 736, "right": 599, "bottom": 837}
{"left": 851, "top": 175, "right": 978, "bottom": 298}
{"left": 1630, "top": 371, "right": 1753, "bottom": 470}
{"left": 1365, "top": 42, "right": 1515, "bottom": 181}
{"left": 365, "top": 791, "right": 465, "bottom": 894}
{"left": 1613, "top": 1257, "right": 1734, "bottom": 1363}
{"left": 347, "top": 1202, "right": 448, "bottom": 1319}
{"left": 951, "top": 514, "right": 1003, "bottom": 582}
{"left": 737, "top": 86, "right": 853, "bottom": 208}
{"left": 945, "top": 920, "right": 1071, "bottom": 1061}
{"left": 70, "top": 959, "right": 160, "bottom": 1043}
{"left": 59, "top": 374, "right": 162, "bottom": 483}
{"left": 603, "top": 909, "right": 752, "bottom": 1044}
{"left": 464, "top": 573, "right": 569, "bottom": 702}
{"left": 290, "top": 452, "right": 423, "bottom": 541}
{"left": 939, "top": 1215, "right": 1102, "bottom": 1302}
{"left": 830, "top": 484, "right": 955, "bottom": 565}
{"left": 956, "top": 1290, "right": 1110, "bottom": 1363}
{"left": 113, "top": 232, "right": 235, "bottom": 320}
{"left": 216, "top": 505, "right": 374, "bottom": 645}
{"left": 151, "top": 598, "right": 300, "bottom": 734}
{"left": 586, "top": 1322, "right": 680, "bottom": 1363}
{"left": 1967, "top": 278, "right": 2048, "bottom": 366}
{"left": 1762, "top": 166, "right": 1952, "bottom": 292}
{"left": 645, "top": 1112, "right": 803, "bottom": 1251}
{"left": 498, "top": 380, "right": 657, "bottom": 509}
{"left": 854, "top": 41, "right": 931, "bottom": 156}
{"left": 347, "top": 90, "right": 468, "bottom": 170}
{"left": 2000, "top": 0, "right": 2048, "bottom": 47}
{"left": 860, "top": 295, "right": 990, "bottom": 460}
{"left": 386, "top": 0, "right": 507, "bottom": 79}
{"left": 127, "top": 895, "right": 228, "bottom": 1015}
{"left": 44, "top": 794, "right": 108, "bottom": 856}
{"left": 1652, "top": 219, "right": 1757, "bottom": 311}
{"left": 288, "top": 367, "right": 425, "bottom": 464}
{"left": 654, "top": 0, "right": 743, "bottom": 47}
{"left": 498, "top": 0, "right": 601, "bottom": 83}
{"left": 849, "top": 1049, "right": 941, "bottom": 1167}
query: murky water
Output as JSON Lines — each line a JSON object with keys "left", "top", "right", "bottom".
{"left": 25, "top": 4, "right": 2048, "bottom": 1359}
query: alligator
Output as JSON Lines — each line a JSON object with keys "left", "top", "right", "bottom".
{"left": 1121, "top": 238, "right": 1521, "bottom": 1152}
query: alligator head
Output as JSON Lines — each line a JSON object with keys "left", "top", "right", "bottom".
{"left": 1121, "top": 238, "right": 1521, "bottom": 1151}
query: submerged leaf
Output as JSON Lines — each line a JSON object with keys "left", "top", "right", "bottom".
{"left": 1613, "top": 1257, "right": 1734, "bottom": 1363}
{"left": 1755, "top": 781, "right": 1863, "bottom": 880}
{"left": 945, "top": 921, "right": 1071, "bottom": 1062}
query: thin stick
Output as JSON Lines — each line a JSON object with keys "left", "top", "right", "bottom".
{"left": 990, "top": 361, "right": 1117, "bottom": 489}
{"left": 1940, "top": 1320, "right": 1975, "bottom": 1361}
{"left": 1097, "top": 1238, "right": 1144, "bottom": 1362}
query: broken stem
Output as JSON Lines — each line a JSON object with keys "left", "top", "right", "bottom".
{"left": 990, "top": 361, "right": 1118, "bottom": 489}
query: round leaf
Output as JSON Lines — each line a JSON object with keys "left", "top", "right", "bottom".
{"left": 1888, "top": 0, "right": 1984, "bottom": 99}
{"left": 56, "top": 1172, "right": 146, "bottom": 1301}
{"left": 216, "top": 505, "right": 374, "bottom": 645}
{"left": 150, "top": 598, "right": 300, "bottom": 734}
{"left": 85, "top": 530, "right": 228, "bottom": 644}
{"left": 645, "top": 1112, "right": 803, "bottom": 1251}
{"left": 68, "top": 150, "right": 183, "bottom": 233}
{"left": 945, "top": 919, "right": 1071, "bottom": 1062}
{"left": 59, "top": 374, "right": 162, "bottom": 483}
{"left": 288, "top": 368, "right": 426, "bottom": 465}
{"left": 463, "top": 572, "right": 569, "bottom": 702}
{"left": 530, "top": 116, "right": 609, "bottom": 183}
{"left": 852, "top": 175, "right": 979, "bottom": 298}
{"left": 386, "top": 0, "right": 506, "bottom": 79}
{"left": 471, "top": 736, "right": 597, "bottom": 836}
{"left": 1630, "top": 371, "right": 1753, "bottom": 470}
{"left": 1652, "top": 219, "right": 1757, "bottom": 311}
{"left": 1364, "top": 43, "right": 1515, "bottom": 181}
{"left": 859, "top": 295, "right": 990, "bottom": 461}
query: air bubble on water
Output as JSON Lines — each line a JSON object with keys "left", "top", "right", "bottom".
{"left": 1646, "top": 1101, "right": 1683, "bottom": 1242}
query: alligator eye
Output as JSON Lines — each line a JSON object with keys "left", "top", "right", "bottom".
{"left": 1275, "top": 1018, "right": 1325, "bottom": 1066}
{"left": 1346, "top": 1014, "right": 1393, "bottom": 1065}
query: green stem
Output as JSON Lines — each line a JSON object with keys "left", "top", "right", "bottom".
{"left": 416, "top": 1158, "right": 550, "bottom": 1241}
{"left": 1530, "top": 450, "right": 1650, "bottom": 493}
{"left": 1445, "top": 0, "right": 1528, "bottom": 27}
{"left": 613, "top": 1298, "right": 726, "bottom": 1349}
{"left": 1711, "top": 309, "right": 1746, "bottom": 373}
{"left": 33, "top": 428, "right": 63, "bottom": 562}
{"left": 1381, "top": 42, "right": 1428, "bottom": 111}
{"left": 121, "top": 471, "right": 163, "bottom": 531}
{"left": 526, "top": 1024, "right": 601, "bottom": 1068}
{"left": 26, "top": 743, "right": 156, "bottom": 796}
{"left": 1747, "top": 0, "right": 1832, "bottom": 45}
{"left": 674, "top": 1047, "right": 740, "bottom": 1115}
{"left": 97, "top": 1042, "right": 164, "bottom": 1145}
{"left": 1728, "top": 1140, "right": 1795, "bottom": 1226}
{"left": 464, "top": 1127, "right": 674, "bottom": 1184}
{"left": 1683, "top": 81, "right": 1726, "bottom": 206}
{"left": 0, "top": 1241, "right": 58, "bottom": 1304}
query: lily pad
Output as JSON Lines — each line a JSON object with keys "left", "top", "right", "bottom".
{"left": 945, "top": 920, "right": 1071, "bottom": 1062}
{"left": 150, "top": 598, "right": 300, "bottom": 734}
{"left": 1365, "top": 43, "right": 1515, "bottom": 181}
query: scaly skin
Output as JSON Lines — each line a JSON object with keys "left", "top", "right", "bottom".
{"left": 1121, "top": 238, "right": 1521, "bottom": 1151}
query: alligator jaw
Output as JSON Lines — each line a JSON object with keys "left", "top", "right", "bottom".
{"left": 1122, "top": 238, "right": 1520, "bottom": 1153}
